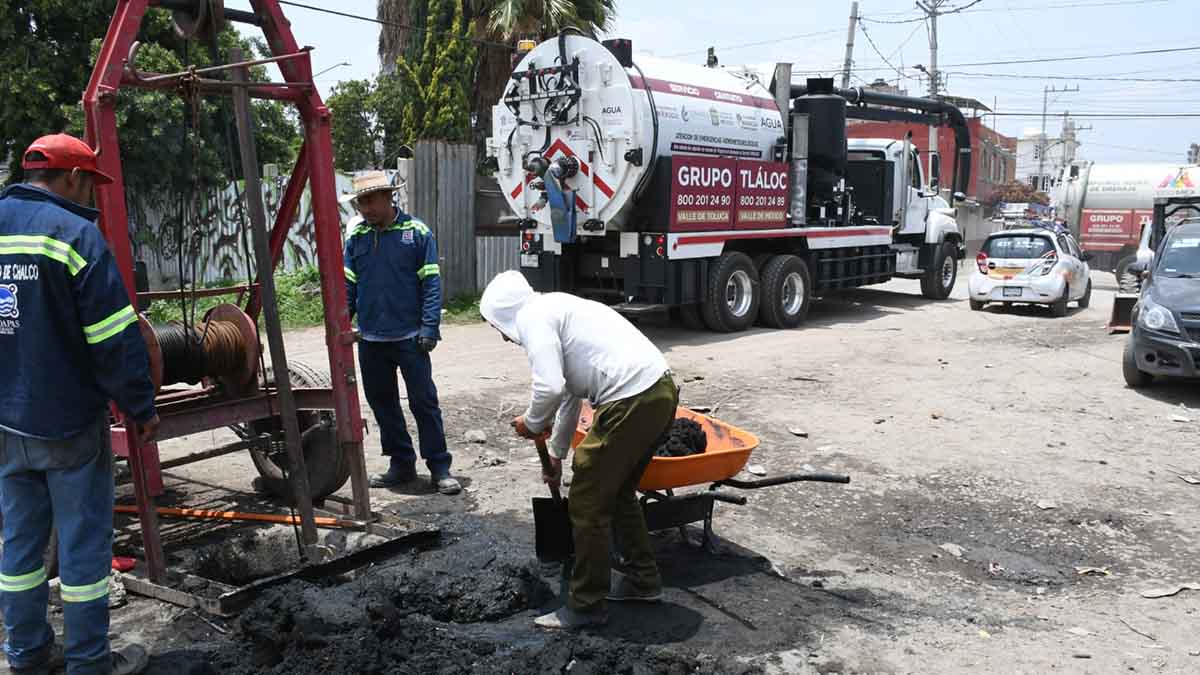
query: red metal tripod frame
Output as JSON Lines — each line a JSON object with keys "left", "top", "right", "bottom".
{"left": 82, "top": 0, "right": 367, "bottom": 576}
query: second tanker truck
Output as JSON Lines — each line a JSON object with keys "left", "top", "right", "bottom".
{"left": 1053, "top": 161, "right": 1193, "bottom": 280}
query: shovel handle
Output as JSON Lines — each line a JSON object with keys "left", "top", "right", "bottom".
{"left": 534, "top": 437, "right": 563, "bottom": 502}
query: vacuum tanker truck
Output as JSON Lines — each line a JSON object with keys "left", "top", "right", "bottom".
{"left": 487, "top": 33, "right": 973, "bottom": 332}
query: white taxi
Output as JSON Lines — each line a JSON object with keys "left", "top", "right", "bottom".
{"left": 968, "top": 228, "right": 1093, "bottom": 317}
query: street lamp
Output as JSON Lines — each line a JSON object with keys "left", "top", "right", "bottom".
{"left": 314, "top": 61, "right": 351, "bottom": 78}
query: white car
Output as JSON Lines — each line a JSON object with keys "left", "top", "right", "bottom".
{"left": 968, "top": 228, "right": 1093, "bottom": 317}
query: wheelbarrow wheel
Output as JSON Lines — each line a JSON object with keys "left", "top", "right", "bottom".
{"left": 244, "top": 361, "right": 351, "bottom": 500}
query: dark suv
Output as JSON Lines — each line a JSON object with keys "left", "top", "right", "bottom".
{"left": 1124, "top": 220, "right": 1200, "bottom": 387}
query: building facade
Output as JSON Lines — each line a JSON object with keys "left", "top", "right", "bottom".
{"left": 845, "top": 116, "right": 1017, "bottom": 201}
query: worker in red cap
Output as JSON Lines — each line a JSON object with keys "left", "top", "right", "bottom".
{"left": 0, "top": 133, "right": 157, "bottom": 674}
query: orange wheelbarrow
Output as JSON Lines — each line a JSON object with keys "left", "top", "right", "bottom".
{"left": 533, "top": 406, "right": 849, "bottom": 562}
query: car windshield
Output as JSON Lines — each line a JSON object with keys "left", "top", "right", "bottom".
{"left": 982, "top": 235, "right": 1054, "bottom": 259}
{"left": 1157, "top": 233, "right": 1200, "bottom": 277}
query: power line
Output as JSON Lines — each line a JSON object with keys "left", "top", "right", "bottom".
{"left": 941, "top": 44, "right": 1200, "bottom": 68}
{"left": 277, "top": 0, "right": 516, "bottom": 51}
{"left": 1086, "top": 142, "right": 1185, "bottom": 157}
{"left": 964, "top": 0, "right": 1172, "bottom": 12}
{"left": 946, "top": 71, "right": 1200, "bottom": 83}
{"left": 663, "top": 29, "right": 843, "bottom": 58}
{"left": 857, "top": 20, "right": 906, "bottom": 82}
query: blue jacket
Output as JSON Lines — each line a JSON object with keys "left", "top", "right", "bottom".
{"left": 0, "top": 184, "right": 156, "bottom": 439}
{"left": 343, "top": 209, "right": 442, "bottom": 341}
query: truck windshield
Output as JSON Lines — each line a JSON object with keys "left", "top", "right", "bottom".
{"left": 1157, "top": 233, "right": 1200, "bottom": 277}
{"left": 982, "top": 235, "right": 1054, "bottom": 259}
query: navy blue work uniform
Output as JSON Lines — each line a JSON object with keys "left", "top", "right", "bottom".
{"left": 0, "top": 184, "right": 156, "bottom": 673}
{"left": 343, "top": 209, "right": 451, "bottom": 479}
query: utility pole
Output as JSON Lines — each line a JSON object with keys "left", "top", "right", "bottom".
{"left": 1039, "top": 84, "right": 1079, "bottom": 189}
{"left": 841, "top": 1, "right": 859, "bottom": 89}
{"left": 915, "top": 0, "right": 982, "bottom": 193}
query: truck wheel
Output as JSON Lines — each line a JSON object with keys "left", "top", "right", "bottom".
{"left": 1123, "top": 339, "right": 1153, "bottom": 388}
{"left": 1078, "top": 279, "right": 1092, "bottom": 309}
{"left": 244, "top": 361, "right": 351, "bottom": 500}
{"left": 1114, "top": 254, "right": 1136, "bottom": 280}
{"left": 921, "top": 242, "right": 957, "bottom": 300}
{"left": 1051, "top": 285, "right": 1070, "bottom": 318}
{"left": 678, "top": 304, "right": 705, "bottom": 331}
{"left": 758, "top": 255, "right": 811, "bottom": 329}
{"left": 701, "top": 252, "right": 760, "bottom": 332}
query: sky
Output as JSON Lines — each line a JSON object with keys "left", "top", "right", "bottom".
{"left": 229, "top": 0, "right": 1200, "bottom": 164}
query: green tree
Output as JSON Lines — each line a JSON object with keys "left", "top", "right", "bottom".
{"left": 468, "top": 0, "right": 616, "bottom": 140}
{"left": 374, "top": 1, "right": 615, "bottom": 145}
{"left": 328, "top": 79, "right": 383, "bottom": 171}
{"left": 391, "top": 0, "right": 477, "bottom": 145}
{"left": 1, "top": 2, "right": 298, "bottom": 199}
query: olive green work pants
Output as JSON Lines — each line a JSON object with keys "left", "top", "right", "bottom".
{"left": 567, "top": 372, "right": 678, "bottom": 612}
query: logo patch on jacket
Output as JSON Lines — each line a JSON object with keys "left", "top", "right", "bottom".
{"left": 402, "top": 230, "right": 415, "bottom": 244}
{"left": 0, "top": 284, "right": 17, "bottom": 319}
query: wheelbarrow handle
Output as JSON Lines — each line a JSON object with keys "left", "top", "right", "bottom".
{"left": 715, "top": 472, "right": 851, "bottom": 490}
{"left": 534, "top": 437, "right": 563, "bottom": 503}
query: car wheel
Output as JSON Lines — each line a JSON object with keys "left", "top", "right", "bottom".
{"left": 700, "top": 251, "right": 760, "bottom": 332}
{"left": 921, "top": 242, "right": 957, "bottom": 300}
{"left": 1078, "top": 279, "right": 1092, "bottom": 309}
{"left": 758, "top": 255, "right": 811, "bottom": 329}
{"left": 969, "top": 299, "right": 985, "bottom": 311}
{"left": 1122, "top": 339, "right": 1153, "bottom": 388}
{"left": 1051, "top": 285, "right": 1070, "bottom": 317}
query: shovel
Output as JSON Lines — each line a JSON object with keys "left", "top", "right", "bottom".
{"left": 531, "top": 437, "right": 574, "bottom": 563}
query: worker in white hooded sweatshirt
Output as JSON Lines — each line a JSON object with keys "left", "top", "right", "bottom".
{"left": 480, "top": 271, "right": 678, "bottom": 630}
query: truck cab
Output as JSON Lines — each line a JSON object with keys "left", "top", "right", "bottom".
{"left": 845, "top": 138, "right": 963, "bottom": 279}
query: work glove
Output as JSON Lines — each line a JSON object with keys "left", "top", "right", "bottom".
{"left": 417, "top": 336, "right": 438, "bottom": 353}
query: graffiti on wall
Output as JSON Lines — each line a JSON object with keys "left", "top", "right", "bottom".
{"left": 133, "top": 172, "right": 402, "bottom": 290}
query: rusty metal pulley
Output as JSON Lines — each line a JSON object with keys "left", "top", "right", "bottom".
{"left": 172, "top": 0, "right": 226, "bottom": 41}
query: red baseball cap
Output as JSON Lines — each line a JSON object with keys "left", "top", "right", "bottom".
{"left": 22, "top": 134, "right": 114, "bottom": 185}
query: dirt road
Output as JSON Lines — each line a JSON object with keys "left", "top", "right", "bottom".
{"left": 104, "top": 273, "right": 1200, "bottom": 673}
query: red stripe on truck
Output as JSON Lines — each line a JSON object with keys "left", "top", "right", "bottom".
{"left": 631, "top": 75, "right": 779, "bottom": 111}
{"left": 677, "top": 226, "right": 891, "bottom": 246}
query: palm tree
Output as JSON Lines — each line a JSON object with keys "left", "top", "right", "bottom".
{"left": 376, "top": 1, "right": 616, "bottom": 143}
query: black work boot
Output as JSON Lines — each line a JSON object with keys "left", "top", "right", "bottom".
{"left": 369, "top": 462, "right": 417, "bottom": 488}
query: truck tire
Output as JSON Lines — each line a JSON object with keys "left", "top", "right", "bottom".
{"left": 245, "top": 361, "right": 351, "bottom": 500}
{"left": 758, "top": 255, "right": 811, "bottom": 329}
{"left": 921, "top": 241, "right": 957, "bottom": 300}
{"left": 1114, "top": 254, "right": 1136, "bottom": 280}
{"left": 1078, "top": 279, "right": 1092, "bottom": 309}
{"left": 1123, "top": 339, "right": 1153, "bottom": 388}
{"left": 1051, "top": 285, "right": 1070, "bottom": 318}
{"left": 678, "top": 304, "right": 705, "bottom": 331}
{"left": 700, "top": 252, "right": 760, "bottom": 333}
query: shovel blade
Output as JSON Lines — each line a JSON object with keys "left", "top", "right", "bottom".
{"left": 532, "top": 496, "right": 573, "bottom": 563}
{"left": 1108, "top": 293, "right": 1136, "bottom": 333}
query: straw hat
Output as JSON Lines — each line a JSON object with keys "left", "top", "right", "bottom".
{"left": 339, "top": 171, "right": 400, "bottom": 204}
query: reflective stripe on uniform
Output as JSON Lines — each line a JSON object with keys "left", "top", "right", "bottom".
{"left": 0, "top": 235, "right": 87, "bottom": 276}
{"left": 353, "top": 220, "right": 430, "bottom": 238}
{"left": 417, "top": 264, "right": 440, "bottom": 280}
{"left": 60, "top": 578, "right": 109, "bottom": 603}
{"left": 0, "top": 566, "right": 47, "bottom": 593}
{"left": 83, "top": 305, "right": 137, "bottom": 345}
{"left": 344, "top": 266, "right": 357, "bottom": 283}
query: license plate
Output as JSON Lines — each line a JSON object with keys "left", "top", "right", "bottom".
{"left": 1002, "top": 286, "right": 1023, "bottom": 298}
{"left": 520, "top": 253, "right": 539, "bottom": 268}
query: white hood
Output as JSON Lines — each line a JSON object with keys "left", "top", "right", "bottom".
{"left": 479, "top": 270, "right": 535, "bottom": 343}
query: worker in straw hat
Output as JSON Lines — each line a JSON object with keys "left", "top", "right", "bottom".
{"left": 480, "top": 270, "right": 678, "bottom": 630}
{"left": 341, "top": 171, "right": 460, "bottom": 495}
{"left": 0, "top": 133, "right": 157, "bottom": 674}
